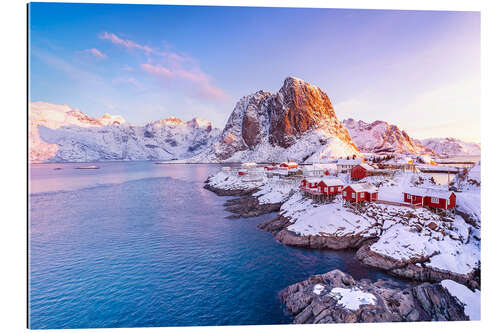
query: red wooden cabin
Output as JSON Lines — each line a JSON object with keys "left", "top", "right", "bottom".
{"left": 317, "top": 178, "right": 345, "bottom": 195}
{"left": 342, "top": 183, "right": 378, "bottom": 203}
{"left": 403, "top": 188, "right": 456, "bottom": 210}
{"left": 280, "top": 161, "right": 298, "bottom": 169}
{"left": 301, "top": 178, "right": 322, "bottom": 189}
{"left": 350, "top": 163, "right": 375, "bottom": 180}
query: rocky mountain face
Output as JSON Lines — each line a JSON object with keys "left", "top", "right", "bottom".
{"left": 342, "top": 118, "right": 429, "bottom": 154}
{"left": 417, "top": 137, "right": 481, "bottom": 156}
{"left": 197, "top": 77, "right": 359, "bottom": 162}
{"left": 29, "top": 102, "right": 220, "bottom": 162}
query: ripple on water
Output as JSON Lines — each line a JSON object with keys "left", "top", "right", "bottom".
{"left": 29, "top": 163, "right": 410, "bottom": 328}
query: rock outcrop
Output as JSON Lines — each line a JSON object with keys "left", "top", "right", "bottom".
{"left": 197, "top": 77, "right": 359, "bottom": 162}
{"left": 280, "top": 269, "right": 469, "bottom": 324}
{"left": 355, "top": 241, "right": 480, "bottom": 290}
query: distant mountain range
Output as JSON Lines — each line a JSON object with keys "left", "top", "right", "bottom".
{"left": 29, "top": 78, "right": 480, "bottom": 162}
{"left": 29, "top": 102, "right": 220, "bottom": 162}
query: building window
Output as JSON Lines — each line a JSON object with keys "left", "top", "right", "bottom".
{"left": 352, "top": 193, "right": 355, "bottom": 199}
{"left": 407, "top": 194, "right": 411, "bottom": 199}
{"left": 431, "top": 197, "right": 439, "bottom": 204}
{"left": 360, "top": 193, "right": 365, "bottom": 198}
{"left": 447, "top": 199, "right": 450, "bottom": 205}
{"left": 343, "top": 191, "right": 346, "bottom": 196}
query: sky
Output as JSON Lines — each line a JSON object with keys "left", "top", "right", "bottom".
{"left": 28, "top": 3, "right": 480, "bottom": 142}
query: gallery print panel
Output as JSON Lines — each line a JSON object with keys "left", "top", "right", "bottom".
{"left": 28, "top": 1, "right": 480, "bottom": 329}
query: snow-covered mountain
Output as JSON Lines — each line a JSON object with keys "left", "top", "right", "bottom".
{"left": 342, "top": 118, "right": 480, "bottom": 156}
{"left": 192, "top": 77, "right": 360, "bottom": 163}
{"left": 342, "top": 118, "right": 428, "bottom": 154}
{"left": 417, "top": 137, "right": 481, "bottom": 156}
{"left": 29, "top": 102, "right": 221, "bottom": 162}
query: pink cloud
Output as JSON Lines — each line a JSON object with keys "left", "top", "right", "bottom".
{"left": 83, "top": 48, "right": 106, "bottom": 59}
{"left": 141, "top": 63, "right": 228, "bottom": 102}
{"left": 100, "top": 32, "right": 153, "bottom": 53}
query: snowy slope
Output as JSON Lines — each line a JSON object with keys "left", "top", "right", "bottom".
{"left": 192, "top": 77, "right": 360, "bottom": 163}
{"left": 29, "top": 102, "right": 221, "bottom": 162}
{"left": 418, "top": 138, "right": 481, "bottom": 156}
{"left": 342, "top": 118, "right": 428, "bottom": 154}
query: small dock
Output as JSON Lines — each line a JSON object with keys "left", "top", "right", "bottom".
{"left": 300, "top": 187, "right": 336, "bottom": 203}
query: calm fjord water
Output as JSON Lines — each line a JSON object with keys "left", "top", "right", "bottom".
{"left": 29, "top": 162, "right": 407, "bottom": 329}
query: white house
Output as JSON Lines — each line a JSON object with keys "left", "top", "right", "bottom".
{"left": 337, "top": 158, "right": 363, "bottom": 173}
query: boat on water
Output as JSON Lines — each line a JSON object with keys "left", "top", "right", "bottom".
{"left": 75, "top": 165, "right": 100, "bottom": 169}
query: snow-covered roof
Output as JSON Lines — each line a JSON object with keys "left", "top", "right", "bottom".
{"left": 345, "top": 183, "right": 378, "bottom": 193}
{"left": 238, "top": 169, "right": 248, "bottom": 172}
{"left": 357, "top": 163, "right": 374, "bottom": 170}
{"left": 404, "top": 187, "right": 454, "bottom": 199}
{"left": 304, "top": 177, "right": 323, "bottom": 183}
{"left": 337, "top": 158, "right": 363, "bottom": 166}
{"left": 315, "top": 163, "right": 337, "bottom": 170}
{"left": 242, "top": 162, "right": 257, "bottom": 167}
{"left": 319, "top": 178, "right": 344, "bottom": 186}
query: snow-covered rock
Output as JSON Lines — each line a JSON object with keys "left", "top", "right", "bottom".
{"left": 192, "top": 77, "right": 360, "bottom": 163}
{"left": 280, "top": 269, "right": 470, "bottom": 323}
{"left": 418, "top": 137, "right": 481, "bottom": 156}
{"left": 343, "top": 118, "right": 428, "bottom": 154}
{"left": 441, "top": 279, "right": 480, "bottom": 320}
{"left": 29, "top": 102, "right": 221, "bottom": 162}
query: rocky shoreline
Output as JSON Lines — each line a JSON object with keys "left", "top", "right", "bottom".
{"left": 205, "top": 181, "right": 480, "bottom": 289}
{"left": 279, "top": 269, "right": 469, "bottom": 323}
{"left": 204, "top": 176, "right": 480, "bottom": 322}
{"left": 203, "top": 183, "right": 281, "bottom": 218}
{"left": 258, "top": 211, "right": 479, "bottom": 290}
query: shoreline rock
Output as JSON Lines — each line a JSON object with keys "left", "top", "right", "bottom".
{"left": 205, "top": 178, "right": 480, "bottom": 290}
{"left": 224, "top": 195, "right": 282, "bottom": 218}
{"left": 279, "top": 269, "right": 469, "bottom": 324}
{"left": 203, "top": 183, "right": 258, "bottom": 197}
{"left": 356, "top": 241, "right": 480, "bottom": 290}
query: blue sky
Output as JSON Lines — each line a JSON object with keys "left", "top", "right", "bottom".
{"left": 29, "top": 3, "right": 480, "bottom": 142}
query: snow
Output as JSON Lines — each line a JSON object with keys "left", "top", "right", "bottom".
{"left": 327, "top": 287, "right": 377, "bottom": 310}
{"left": 345, "top": 183, "right": 378, "bottom": 194}
{"left": 466, "top": 162, "right": 481, "bottom": 185}
{"left": 253, "top": 178, "right": 298, "bottom": 204}
{"left": 456, "top": 190, "right": 481, "bottom": 224}
{"left": 420, "top": 137, "right": 481, "bottom": 156}
{"left": 207, "top": 170, "right": 266, "bottom": 192}
{"left": 313, "top": 284, "right": 325, "bottom": 295}
{"left": 404, "top": 186, "right": 454, "bottom": 199}
{"left": 279, "top": 171, "right": 480, "bottom": 276}
{"left": 337, "top": 158, "right": 363, "bottom": 166}
{"left": 342, "top": 118, "right": 427, "bottom": 154}
{"left": 29, "top": 102, "right": 221, "bottom": 162}
{"left": 441, "top": 280, "right": 480, "bottom": 320}
{"left": 283, "top": 195, "right": 378, "bottom": 238}
{"left": 207, "top": 164, "right": 480, "bottom": 278}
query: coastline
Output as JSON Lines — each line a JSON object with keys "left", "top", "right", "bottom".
{"left": 203, "top": 170, "right": 481, "bottom": 323}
